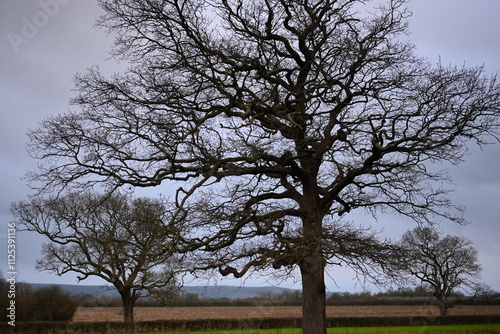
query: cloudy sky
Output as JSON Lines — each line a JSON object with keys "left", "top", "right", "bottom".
{"left": 1, "top": 0, "right": 499, "bottom": 292}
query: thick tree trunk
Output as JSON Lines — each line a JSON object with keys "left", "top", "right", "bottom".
{"left": 437, "top": 299, "right": 448, "bottom": 316}
{"left": 300, "top": 250, "right": 327, "bottom": 334}
{"left": 120, "top": 291, "right": 136, "bottom": 324}
{"left": 300, "top": 169, "right": 327, "bottom": 334}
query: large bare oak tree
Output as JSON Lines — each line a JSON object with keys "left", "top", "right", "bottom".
{"left": 25, "top": 0, "right": 499, "bottom": 332}
{"left": 11, "top": 192, "right": 180, "bottom": 324}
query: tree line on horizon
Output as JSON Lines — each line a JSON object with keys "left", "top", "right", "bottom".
{"left": 1, "top": 271, "right": 499, "bottom": 323}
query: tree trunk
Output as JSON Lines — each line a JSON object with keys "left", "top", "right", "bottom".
{"left": 437, "top": 298, "right": 448, "bottom": 316}
{"left": 299, "top": 178, "right": 328, "bottom": 334}
{"left": 300, "top": 250, "right": 327, "bottom": 334}
{"left": 120, "top": 291, "right": 136, "bottom": 324}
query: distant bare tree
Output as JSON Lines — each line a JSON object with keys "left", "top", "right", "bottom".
{"left": 24, "top": 0, "right": 499, "bottom": 332}
{"left": 394, "top": 226, "right": 482, "bottom": 315}
{"left": 11, "top": 192, "right": 180, "bottom": 324}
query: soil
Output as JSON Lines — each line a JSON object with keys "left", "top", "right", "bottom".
{"left": 72, "top": 305, "right": 500, "bottom": 323}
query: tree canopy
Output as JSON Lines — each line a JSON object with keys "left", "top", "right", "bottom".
{"left": 11, "top": 192, "right": 180, "bottom": 323}
{"left": 24, "top": 0, "right": 500, "bottom": 332}
{"left": 394, "top": 226, "right": 482, "bottom": 315}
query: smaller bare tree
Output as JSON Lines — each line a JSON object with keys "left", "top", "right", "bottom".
{"left": 394, "top": 226, "right": 482, "bottom": 315}
{"left": 11, "top": 192, "right": 181, "bottom": 324}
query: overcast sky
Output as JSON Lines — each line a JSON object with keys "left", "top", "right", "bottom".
{"left": 1, "top": 0, "right": 499, "bottom": 293}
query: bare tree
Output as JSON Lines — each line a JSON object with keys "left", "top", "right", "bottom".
{"left": 394, "top": 226, "right": 482, "bottom": 315}
{"left": 11, "top": 192, "right": 180, "bottom": 324}
{"left": 24, "top": 0, "right": 499, "bottom": 332}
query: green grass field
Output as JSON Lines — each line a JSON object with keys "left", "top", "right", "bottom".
{"left": 106, "top": 324, "right": 500, "bottom": 334}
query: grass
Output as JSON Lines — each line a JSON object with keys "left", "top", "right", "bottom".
{"left": 104, "top": 324, "right": 500, "bottom": 334}
{"left": 325, "top": 324, "right": 500, "bottom": 333}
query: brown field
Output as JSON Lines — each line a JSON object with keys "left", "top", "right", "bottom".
{"left": 72, "top": 305, "right": 500, "bottom": 323}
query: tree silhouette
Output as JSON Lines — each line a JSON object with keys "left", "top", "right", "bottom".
{"left": 394, "top": 226, "right": 482, "bottom": 315}
{"left": 12, "top": 192, "right": 180, "bottom": 324}
{"left": 25, "top": 0, "right": 499, "bottom": 332}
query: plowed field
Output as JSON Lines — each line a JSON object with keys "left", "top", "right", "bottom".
{"left": 72, "top": 305, "right": 500, "bottom": 323}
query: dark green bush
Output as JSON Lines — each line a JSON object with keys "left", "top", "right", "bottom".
{"left": 32, "top": 285, "right": 78, "bottom": 321}
{"left": 14, "top": 284, "right": 78, "bottom": 322}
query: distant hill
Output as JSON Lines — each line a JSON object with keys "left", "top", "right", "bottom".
{"left": 182, "top": 285, "right": 298, "bottom": 300}
{"left": 28, "top": 283, "right": 299, "bottom": 300}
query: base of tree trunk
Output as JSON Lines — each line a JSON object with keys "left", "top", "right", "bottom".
{"left": 300, "top": 253, "right": 327, "bottom": 334}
